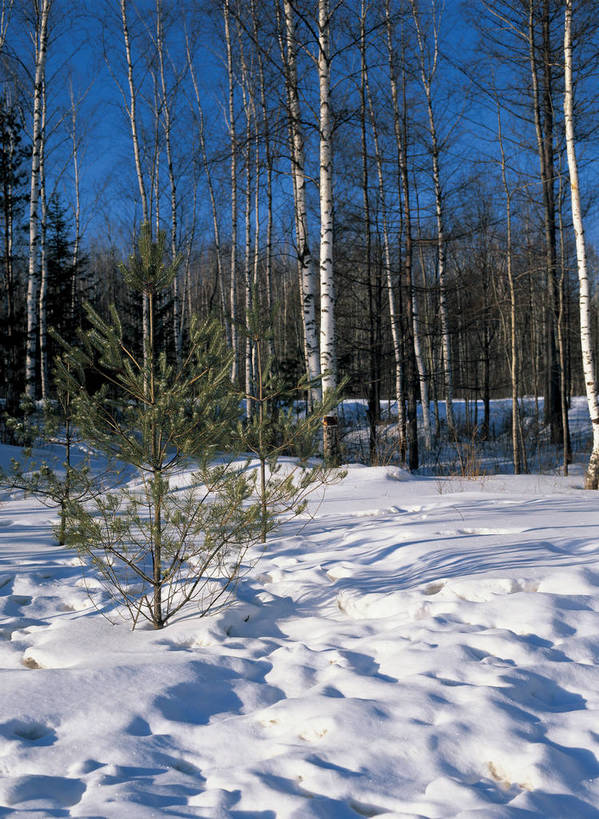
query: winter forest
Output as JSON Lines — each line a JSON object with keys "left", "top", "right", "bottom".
{"left": 1, "top": 0, "right": 599, "bottom": 478}
{"left": 4, "top": 1, "right": 599, "bottom": 816}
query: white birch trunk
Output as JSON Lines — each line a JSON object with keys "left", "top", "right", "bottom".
{"left": 563, "top": 0, "right": 599, "bottom": 489}
{"left": 410, "top": 0, "right": 453, "bottom": 432}
{"left": 120, "top": 0, "right": 150, "bottom": 388}
{"left": 121, "top": 0, "right": 148, "bottom": 225}
{"left": 384, "top": 0, "right": 419, "bottom": 469}
{"left": 224, "top": 0, "right": 238, "bottom": 382}
{"left": 411, "top": 282, "right": 431, "bottom": 449}
{"left": 156, "top": 0, "right": 179, "bottom": 360}
{"left": 281, "top": 0, "right": 321, "bottom": 399}
{"left": 69, "top": 81, "right": 81, "bottom": 322}
{"left": 366, "top": 76, "right": 406, "bottom": 456}
{"left": 497, "top": 100, "right": 522, "bottom": 474}
{"left": 243, "top": 113, "right": 253, "bottom": 417}
{"left": 38, "top": 80, "right": 48, "bottom": 402}
{"left": 151, "top": 71, "right": 160, "bottom": 236}
{"left": 25, "top": 0, "right": 51, "bottom": 399}
{"left": 318, "top": 0, "right": 337, "bottom": 462}
{"left": 237, "top": 20, "right": 254, "bottom": 417}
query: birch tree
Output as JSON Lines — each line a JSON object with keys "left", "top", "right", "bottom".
{"left": 279, "top": 0, "right": 321, "bottom": 401}
{"left": 155, "top": 0, "right": 180, "bottom": 360}
{"left": 69, "top": 80, "right": 81, "bottom": 322}
{"left": 496, "top": 99, "right": 524, "bottom": 474}
{"left": 365, "top": 42, "right": 406, "bottom": 461}
{"left": 527, "top": 0, "right": 563, "bottom": 446}
{"left": 409, "top": 0, "right": 453, "bottom": 433}
{"left": 384, "top": 0, "right": 419, "bottom": 469}
{"left": 224, "top": 0, "right": 238, "bottom": 382}
{"left": 119, "top": 0, "right": 151, "bottom": 384}
{"left": 318, "top": 0, "right": 338, "bottom": 462}
{"left": 25, "top": 0, "right": 51, "bottom": 399}
{"left": 563, "top": 0, "right": 599, "bottom": 489}
{"left": 37, "top": 78, "right": 48, "bottom": 400}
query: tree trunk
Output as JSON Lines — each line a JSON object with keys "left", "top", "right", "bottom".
{"left": 563, "top": 0, "right": 599, "bottom": 488}
{"left": 3, "top": 116, "right": 17, "bottom": 416}
{"left": 497, "top": 102, "right": 522, "bottom": 473}
{"left": 410, "top": 0, "right": 453, "bottom": 433}
{"left": 25, "top": 0, "right": 51, "bottom": 400}
{"left": 224, "top": 0, "right": 238, "bottom": 382}
{"left": 38, "top": 80, "right": 48, "bottom": 402}
{"left": 69, "top": 81, "right": 81, "bottom": 326}
{"left": 360, "top": 2, "right": 378, "bottom": 462}
{"left": 156, "top": 0, "right": 179, "bottom": 361}
{"left": 121, "top": 0, "right": 150, "bottom": 389}
{"left": 366, "top": 67, "right": 406, "bottom": 462}
{"left": 280, "top": 0, "right": 321, "bottom": 400}
{"left": 237, "top": 18, "right": 254, "bottom": 417}
{"left": 318, "top": 0, "right": 338, "bottom": 462}
{"left": 528, "top": 0, "right": 562, "bottom": 445}
{"left": 385, "top": 1, "right": 418, "bottom": 469}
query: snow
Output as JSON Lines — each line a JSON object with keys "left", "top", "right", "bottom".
{"left": 2, "top": 443, "right": 599, "bottom": 814}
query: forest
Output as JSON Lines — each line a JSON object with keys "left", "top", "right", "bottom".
{"left": 1, "top": 0, "right": 598, "bottom": 481}
{"left": 5, "top": 5, "right": 599, "bottom": 813}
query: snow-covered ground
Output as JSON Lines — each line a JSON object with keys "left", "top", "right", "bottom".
{"left": 2, "top": 432, "right": 599, "bottom": 814}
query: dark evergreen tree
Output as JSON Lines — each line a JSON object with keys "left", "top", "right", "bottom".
{"left": 0, "top": 99, "right": 29, "bottom": 424}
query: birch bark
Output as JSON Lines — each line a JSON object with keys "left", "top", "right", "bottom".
{"left": 25, "top": 0, "right": 51, "bottom": 399}
{"left": 366, "top": 70, "right": 406, "bottom": 461}
{"left": 38, "top": 80, "right": 48, "bottom": 401}
{"left": 156, "top": 0, "right": 180, "bottom": 360}
{"left": 237, "top": 18, "right": 254, "bottom": 416}
{"left": 280, "top": 0, "right": 321, "bottom": 400}
{"left": 384, "top": 0, "right": 419, "bottom": 469}
{"left": 69, "top": 81, "right": 81, "bottom": 323}
{"left": 563, "top": 0, "right": 599, "bottom": 488}
{"left": 224, "top": 0, "right": 238, "bottom": 382}
{"left": 409, "top": 0, "right": 453, "bottom": 434}
{"left": 120, "top": 0, "right": 150, "bottom": 386}
{"left": 318, "top": 0, "right": 338, "bottom": 461}
{"left": 527, "top": 0, "right": 562, "bottom": 444}
{"left": 497, "top": 100, "right": 523, "bottom": 474}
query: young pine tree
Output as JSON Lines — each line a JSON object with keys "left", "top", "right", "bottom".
{"left": 59, "top": 226, "right": 264, "bottom": 629}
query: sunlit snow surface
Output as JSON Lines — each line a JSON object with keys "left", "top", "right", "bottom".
{"left": 2, "top": 451, "right": 599, "bottom": 814}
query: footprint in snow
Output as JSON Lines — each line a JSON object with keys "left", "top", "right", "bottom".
{"left": 325, "top": 563, "right": 355, "bottom": 582}
{"left": 1, "top": 719, "right": 56, "bottom": 745}
{"left": 2, "top": 594, "right": 32, "bottom": 617}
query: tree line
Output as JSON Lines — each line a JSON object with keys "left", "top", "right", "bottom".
{"left": 1, "top": 0, "right": 599, "bottom": 483}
